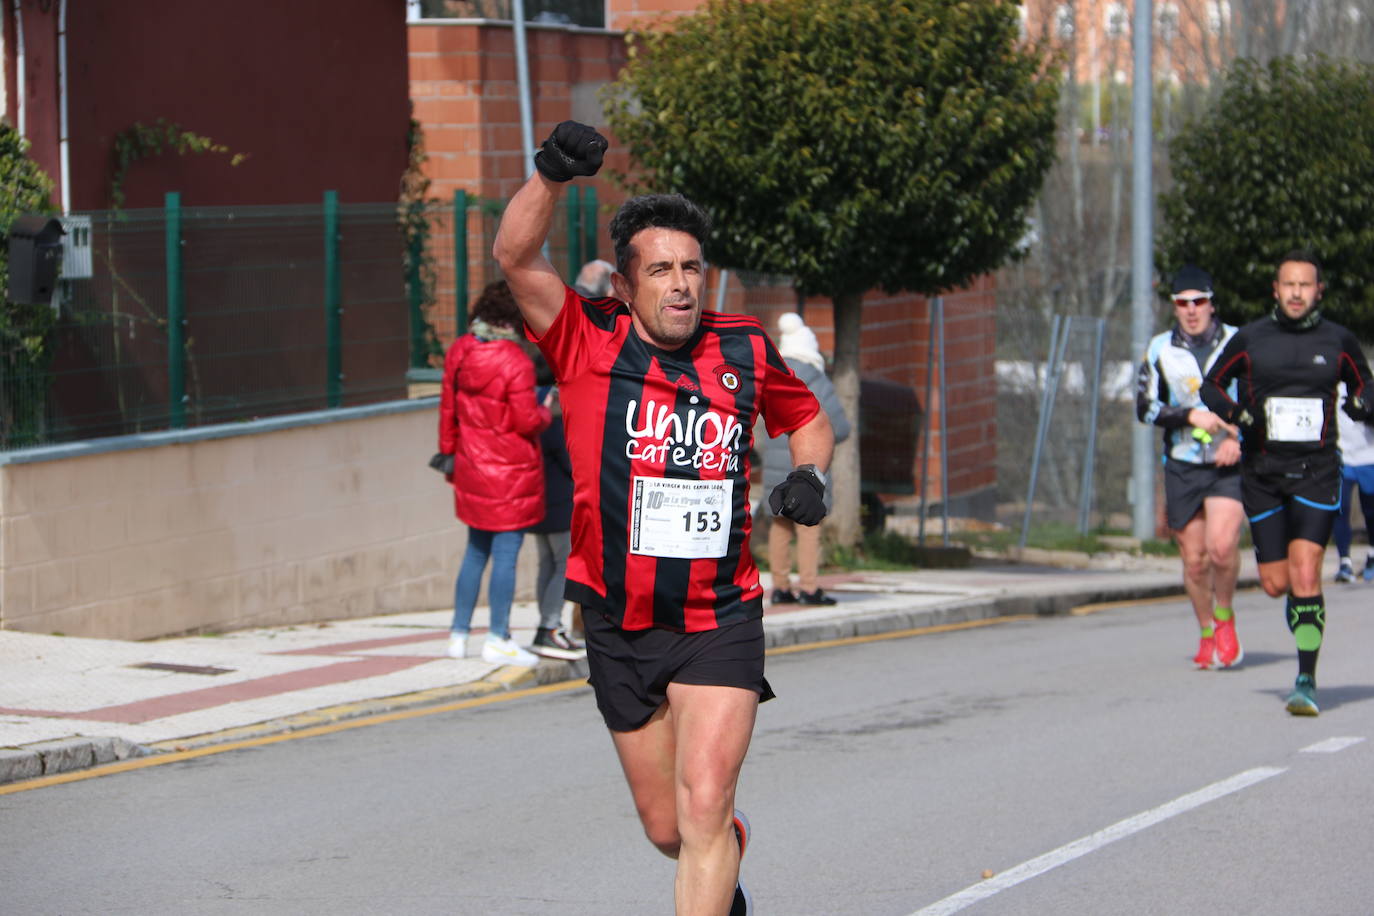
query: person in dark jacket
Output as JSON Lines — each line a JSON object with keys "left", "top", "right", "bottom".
{"left": 526, "top": 352, "right": 585, "bottom": 659}
{"left": 1202, "top": 251, "right": 1374, "bottom": 716}
{"left": 761, "top": 312, "right": 851, "bottom": 605}
{"left": 438, "top": 280, "right": 552, "bottom": 668}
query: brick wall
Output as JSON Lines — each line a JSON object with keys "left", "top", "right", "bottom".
{"left": 409, "top": 22, "right": 629, "bottom": 202}
{"left": 739, "top": 276, "right": 997, "bottom": 511}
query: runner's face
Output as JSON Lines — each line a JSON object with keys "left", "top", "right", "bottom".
{"left": 1273, "top": 260, "right": 1323, "bottom": 320}
{"left": 613, "top": 228, "right": 705, "bottom": 350}
{"left": 1172, "top": 288, "right": 1214, "bottom": 336}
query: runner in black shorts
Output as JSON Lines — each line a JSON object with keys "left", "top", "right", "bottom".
{"left": 1202, "top": 251, "right": 1374, "bottom": 716}
{"left": 495, "top": 121, "right": 834, "bottom": 915}
{"left": 1137, "top": 264, "right": 1246, "bottom": 669}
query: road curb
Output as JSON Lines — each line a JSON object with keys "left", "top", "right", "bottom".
{"left": 0, "top": 736, "right": 149, "bottom": 785}
{"left": 2, "top": 571, "right": 1214, "bottom": 787}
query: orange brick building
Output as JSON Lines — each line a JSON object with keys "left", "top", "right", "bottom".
{"left": 408, "top": 2, "right": 1000, "bottom": 519}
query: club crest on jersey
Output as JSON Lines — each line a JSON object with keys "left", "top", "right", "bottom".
{"left": 714, "top": 365, "right": 742, "bottom": 392}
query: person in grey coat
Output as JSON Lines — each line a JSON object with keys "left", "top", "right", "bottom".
{"left": 761, "top": 312, "right": 851, "bottom": 605}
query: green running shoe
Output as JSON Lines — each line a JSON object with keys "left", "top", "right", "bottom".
{"left": 1285, "top": 674, "right": 1320, "bottom": 717}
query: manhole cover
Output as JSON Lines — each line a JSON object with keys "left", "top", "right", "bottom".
{"left": 129, "top": 662, "right": 235, "bottom": 676}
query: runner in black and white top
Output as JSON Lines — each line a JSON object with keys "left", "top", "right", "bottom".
{"left": 1332, "top": 381, "right": 1374, "bottom": 583}
{"left": 1202, "top": 250, "right": 1374, "bottom": 716}
{"left": 1136, "top": 264, "right": 1245, "bottom": 670}
{"left": 494, "top": 121, "right": 833, "bottom": 915}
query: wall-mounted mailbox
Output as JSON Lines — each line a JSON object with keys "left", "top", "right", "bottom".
{"left": 7, "top": 215, "right": 65, "bottom": 305}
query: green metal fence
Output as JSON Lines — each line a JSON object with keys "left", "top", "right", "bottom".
{"left": 0, "top": 188, "right": 600, "bottom": 451}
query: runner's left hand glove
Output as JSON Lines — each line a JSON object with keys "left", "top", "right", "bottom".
{"left": 534, "top": 121, "right": 607, "bottom": 182}
{"left": 769, "top": 465, "right": 827, "bottom": 526}
{"left": 1342, "top": 394, "right": 1374, "bottom": 423}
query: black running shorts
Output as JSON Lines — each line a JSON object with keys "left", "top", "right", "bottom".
{"left": 1163, "top": 459, "right": 1242, "bottom": 531}
{"left": 583, "top": 611, "right": 775, "bottom": 732}
{"left": 1242, "top": 452, "right": 1341, "bottom": 564}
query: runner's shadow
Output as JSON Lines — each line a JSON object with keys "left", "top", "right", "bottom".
{"left": 1258, "top": 682, "right": 1374, "bottom": 713}
{"left": 1220, "top": 650, "right": 1288, "bottom": 671}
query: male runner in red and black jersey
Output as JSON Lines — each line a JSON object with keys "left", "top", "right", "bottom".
{"left": 1202, "top": 251, "right": 1374, "bottom": 716}
{"left": 494, "top": 121, "right": 834, "bottom": 916}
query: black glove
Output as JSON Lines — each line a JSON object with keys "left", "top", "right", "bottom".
{"left": 533, "top": 121, "right": 607, "bottom": 182}
{"left": 1342, "top": 394, "right": 1374, "bottom": 423}
{"left": 428, "top": 452, "right": 454, "bottom": 475}
{"left": 769, "top": 465, "right": 828, "bottom": 526}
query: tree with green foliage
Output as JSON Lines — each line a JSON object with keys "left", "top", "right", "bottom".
{"left": 0, "top": 123, "right": 57, "bottom": 448}
{"left": 1158, "top": 56, "right": 1374, "bottom": 338}
{"left": 605, "top": 0, "right": 1060, "bottom": 543}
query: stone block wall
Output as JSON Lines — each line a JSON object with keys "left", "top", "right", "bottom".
{"left": 0, "top": 404, "right": 531, "bottom": 640}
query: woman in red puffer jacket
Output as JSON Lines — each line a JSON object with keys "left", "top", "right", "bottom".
{"left": 437, "top": 280, "right": 551, "bottom": 668}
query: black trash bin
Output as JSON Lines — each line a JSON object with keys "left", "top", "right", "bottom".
{"left": 859, "top": 376, "right": 923, "bottom": 533}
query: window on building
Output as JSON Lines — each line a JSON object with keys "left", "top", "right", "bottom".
{"left": 1054, "top": 4, "right": 1074, "bottom": 40}
{"left": 1207, "top": 0, "right": 1231, "bottom": 32}
{"left": 412, "top": 0, "right": 604, "bottom": 29}
{"left": 1157, "top": 3, "right": 1179, "bottom": 41}
{"left": 1103, "top": 2, "right": 1129, "bottom": 39}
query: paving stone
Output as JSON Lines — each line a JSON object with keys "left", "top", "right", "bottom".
{"left": 89, "top": 736, "right": 149, "bottom": 765}
{"left": 0, "top": 748, "right": 42, "bottom": 784}
{"left": 28, "top": 738, "right": 96, "bottom": 775}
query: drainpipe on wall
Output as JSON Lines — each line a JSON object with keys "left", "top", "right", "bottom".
{"left": 12, "top": 0, "right": 24, "bottom": 138}
{"left": 511, "top": 0, "right": 535, "bottom": 175}
{"left": 511, "top": 0, "right": 546, "bottom": 258}
{"left": 58, "top": 0, "right": 69, "bottom": 213}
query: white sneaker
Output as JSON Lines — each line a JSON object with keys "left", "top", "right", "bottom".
{"left": 446, "top": 632, "right": 468, "bottom": 659}
{"left": 481, "top": 635, "right": 539, "bottom": 668}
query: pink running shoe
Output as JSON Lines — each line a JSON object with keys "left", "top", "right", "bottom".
{"left": 1214, "top": 618, "right": 1243, "bottom": 668}
{"left": 1193, "top": 635, "right": 1217, "bottom": 670}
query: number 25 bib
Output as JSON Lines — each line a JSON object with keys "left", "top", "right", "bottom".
{"left": 1265, "top": 397, "right": 1322, "bottom": 442}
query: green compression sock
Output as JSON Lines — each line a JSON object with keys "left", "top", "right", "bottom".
{"left": 1286, "top": 594, "right": 1325, "bottom": 679}
{"left": 1213, "top": 606, "right": 1234, "bottom": 622}
{"left": 1200, "top": 625, "right": 1215, "bottom": 638}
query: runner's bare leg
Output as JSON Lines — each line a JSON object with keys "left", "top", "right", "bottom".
{"left": 1202, "top": 496, "right": 1243, "bottom": 609}
{"left": 611, "top": 683, "right": 758, "bottom": 915}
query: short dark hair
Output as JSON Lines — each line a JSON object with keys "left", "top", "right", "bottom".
{"left": 608, "top": 194, "right": 712, "bottom": 275}
{"left": 470, "top": 280, "right": 521, "bottom": 327}
{"left": 1278, "top": 249, "right": 1323, "bottom": 282}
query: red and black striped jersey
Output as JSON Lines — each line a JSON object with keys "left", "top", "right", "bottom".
{"left": 532, "top": 285, "right": 820, "bottom": 632}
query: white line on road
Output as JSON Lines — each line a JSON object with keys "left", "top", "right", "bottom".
{"left": 909, "top": 766, "right": 1287, "bottom": 916}
{"left": 1301, "top": 736, "right": 1366, "bottom": 754}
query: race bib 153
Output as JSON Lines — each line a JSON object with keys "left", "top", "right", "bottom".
{"left": 630, "top": 477, "right": 733, "bottom": 558}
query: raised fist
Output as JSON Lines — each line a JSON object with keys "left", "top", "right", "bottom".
{"left": 534, "top": 121, "right": 607, "bottom": 182}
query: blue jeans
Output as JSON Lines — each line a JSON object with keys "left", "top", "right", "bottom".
{"left": 450, "top": 527, "right": 524, "bottom": 639}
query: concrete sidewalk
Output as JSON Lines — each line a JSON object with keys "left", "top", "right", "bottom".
{"left": 0, "top": 552, "right": 1255, "bottom": 786}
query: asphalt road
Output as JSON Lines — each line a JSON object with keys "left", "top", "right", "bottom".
{"left": 4, "top": 586, "right": 1374, "bottom": 915}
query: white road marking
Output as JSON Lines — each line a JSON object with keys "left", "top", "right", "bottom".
{"left": 1301, "top": 736, "right": 1366, "bottom": 754}
{"left": 910, "top": 766, "right": 1286, "bottom": 916}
